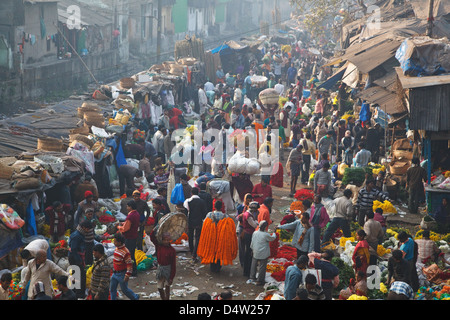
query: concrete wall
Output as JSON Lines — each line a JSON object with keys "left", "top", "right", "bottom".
{"left": 0, "top": 49, "right": 139, "bottom": 103}
{"left": 23, "top": 2, "right": 59, "bottom": 65}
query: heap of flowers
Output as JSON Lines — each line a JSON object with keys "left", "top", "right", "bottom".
{"left": 373, "top": 200, "right": 397, "bottom": 214}
{"left": 294, "top": 189, "right": 315, "bottom": 201}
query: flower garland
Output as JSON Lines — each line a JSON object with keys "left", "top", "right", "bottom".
{"left": 197, "top": 217, "right": 237, "bottom": 265}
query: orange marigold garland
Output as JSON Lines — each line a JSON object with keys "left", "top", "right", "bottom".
{"left": 197, "top": 217, "right": 237, "bottom": 266}
{"left": 197, "top": 217, "right": 217, "bottom": 264}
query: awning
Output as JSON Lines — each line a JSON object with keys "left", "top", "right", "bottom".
{"left": 356, "top": 85, "right": 407, "bottom": 115}
{"left": 317, "top": 63, "right": 348, "bottom": 90}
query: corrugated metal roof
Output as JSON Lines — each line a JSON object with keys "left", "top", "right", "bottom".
{"left": 395, "top": 67, "right": 450, "bottom": 89}
{"left": 347, "top": 38, "right": 403, "bottom": 74}
{"left": 408, "top": 84, "right": 450, "bottom": 131}
{"left": 356, "top": 85, "right": 406, "bottom": 115}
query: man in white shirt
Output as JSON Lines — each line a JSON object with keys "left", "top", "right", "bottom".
{"left": 198, "top": 84, "right": 208, "bottom": 114}
{"left": 274, "top": 79, "right": 285, "bottom": 96}
{"left": 249, "top": 220, "right": 276, "bottom": 285}
{"left": 233, "top": 83, "right": 243, "bottom": 105}
{"left": 204, "top": 80, "right": 214, "bottom": 92}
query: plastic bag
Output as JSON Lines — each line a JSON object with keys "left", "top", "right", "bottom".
{"left": 437, "top": 177, "right": 450, "bottom": 190}
{"left": 170, "top": 183, "right": 185, "bottom": 205}
{"left": 0, "top": 204, "right": 25, "bottom": 230}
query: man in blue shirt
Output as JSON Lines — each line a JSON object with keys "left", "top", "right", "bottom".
{"left": 284, "top": 255, "right": 308, "bottom": 300}
{"left": 398, "top": 231, "right": 419, "bottom": 291}
{"left": 308, "top": 250, "right": 339, "bottom": 300}
{"left": 287, "top": 63, "right": 297, "bottom": 87}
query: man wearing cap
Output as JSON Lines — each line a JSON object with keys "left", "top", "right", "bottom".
{"left": 74, "top": 190, "right": 98, "bottom": 229}
{"left": 249, "top": 220, "right": 276, "bottom": 285}
{"left": 132, "top": 190, "right": 152, "bottom": 251}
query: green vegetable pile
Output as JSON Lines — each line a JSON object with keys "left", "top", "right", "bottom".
{"left": 331, "top": 257, "right": 355, "bottom": 297}
{"left": 342, "top": 167, "right": 366, "bottom": 186}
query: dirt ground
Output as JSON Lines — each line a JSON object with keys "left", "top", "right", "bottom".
{"left": 127, "top": 149, "right": 423, "bottom": 301}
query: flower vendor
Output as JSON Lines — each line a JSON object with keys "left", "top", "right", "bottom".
{"left": 352, "top": 230, "right": 370, "bottom": 274}
{"left": 277, "top": 211, "right": 314, "bottom": 258}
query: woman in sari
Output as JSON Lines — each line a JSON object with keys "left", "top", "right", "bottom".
{"left": 236, "top": 193, "right": 253, "bottom": 267}
{"left": 352, "top": 229, "right": 371, "bottom": 274}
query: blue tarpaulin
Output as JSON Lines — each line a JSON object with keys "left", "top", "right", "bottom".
{"left": 211, "top": 44, "right": 232, "bottom": 55}
{"left": 317, "top": 69, "right": 346, "bottom": 90}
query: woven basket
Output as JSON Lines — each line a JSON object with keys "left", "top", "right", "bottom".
{"left": 392, "top": 138, "right": 412, "bottom": 151}
{"left": 69, "top": 134, "right": 94, "bottom": 148}
{"left": 70, "top": 125, "right": 90, "bottom": 135}
{"left": 77, "top": 102, "right": 100, "bottom": 118}
{"left": 389, "top": 160, "right": 410, "bottom": 175}
{"left": 83, "top": 111, "right": 105, "bottom": 128}
{"left": 393, "top": 149, "right": 413, "bottom": 160}
{"left": 120, "top": 77, "right": 135, "bottom": 89}
{"left": 37, "top": 137, "right": 63, "bottom": 152}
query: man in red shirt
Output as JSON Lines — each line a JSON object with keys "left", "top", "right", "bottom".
{"left": 110, "top": 233, "right": 139, "bottom": 300}
{"left": 150, "top": 230, "right": 176, "bottom": 300}
{"left": 252, "top": 176, "right": 273, "bottom": 205}
{"left": 117, "top": 200, "right": 141, "bottom": 277}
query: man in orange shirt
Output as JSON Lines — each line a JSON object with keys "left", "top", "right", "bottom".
{"left": 257, "top": 197, "right": 274, "bottom": 229}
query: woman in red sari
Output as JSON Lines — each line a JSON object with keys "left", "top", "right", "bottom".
{"left": 352, "top": 229, "right": 371, "bottom": 274}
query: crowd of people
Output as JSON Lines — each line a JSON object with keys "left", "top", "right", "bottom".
{"left": 3, "top": 31, "right": 449, "bottom": 302}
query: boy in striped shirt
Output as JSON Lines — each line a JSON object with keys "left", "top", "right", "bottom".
{"left": 110, "top": 233, "right": 139, "bottom": 300}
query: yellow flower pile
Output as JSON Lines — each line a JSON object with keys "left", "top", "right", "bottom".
{"left": 41, "top": 224, "right": 50, "bottom": 238}
{"left": 415, "top": 229, "right": 442, "bottom": 242}
{"left": 379, "top": 282, "right": 388, "bottom": 294}
{"left": 373, "top": 200, "right": 397, "bottom": 214}
{"left": 386, "top": 228, "right": 398, "bottom": 239}
{"left": 347, "top": 294, "right": 368, "bottom": 300}
{"left": 377, "top": 245, "right": 391, "bottom": 257}
{"left": 372, "top": 166, "right": 386, "bottom": 175}
{"left": 135, "top": 250, "right": 148, "bottom": 265}
{"left": 339, "top": 237, "right": 356, "bottom": 247}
